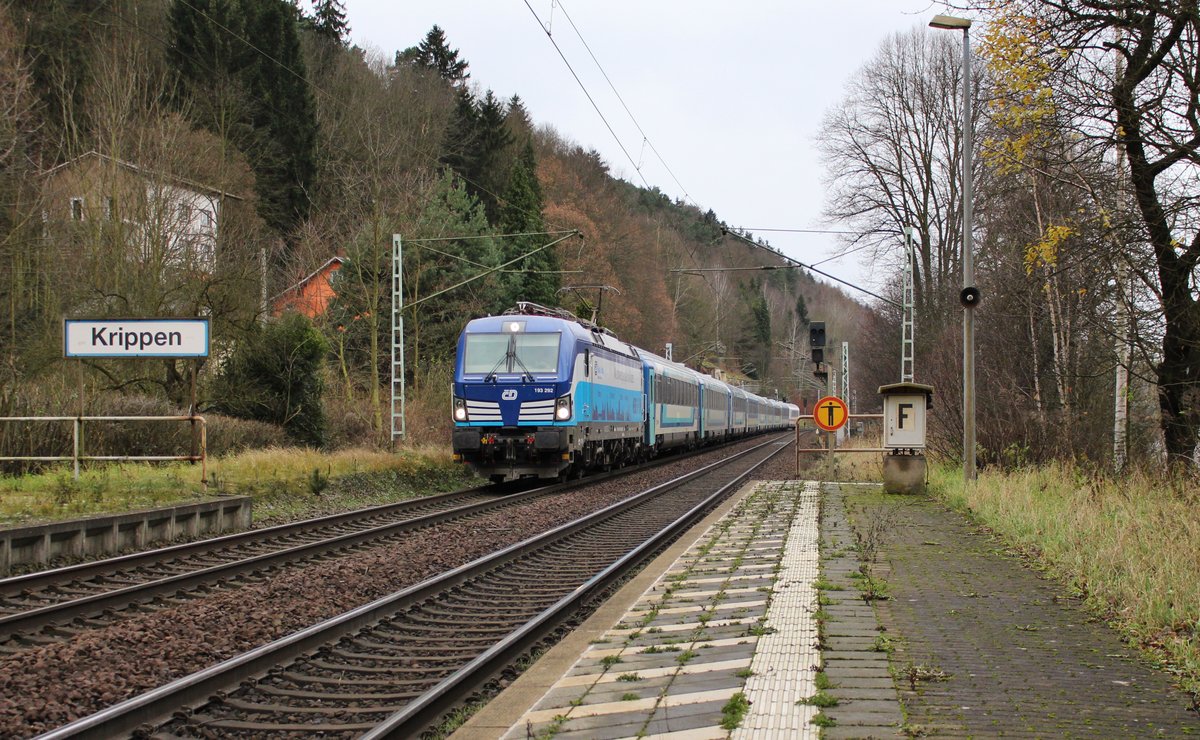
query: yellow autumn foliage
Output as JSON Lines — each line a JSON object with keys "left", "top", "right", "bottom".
{"left": 980, "top": 10, "right": 1060, "bottom": 173}
{"left": 1025, "top": 223, "right": 1075, "bottom": 273}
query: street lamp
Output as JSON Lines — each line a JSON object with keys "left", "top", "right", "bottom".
{"left": 929, "top": 13, "right": 977, "bottom": 482}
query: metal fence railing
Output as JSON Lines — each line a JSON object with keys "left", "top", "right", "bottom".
{"left": 0, "top": 415, "right": 206, "bottom": 484}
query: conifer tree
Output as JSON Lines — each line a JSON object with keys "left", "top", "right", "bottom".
{"left": 498, "top": 140, "right": 558, "bottom": 308}
{"left": 440, "top": 87, "right": 477, "bottom": 181}
{"left": 12, "top": 0, "right": 111, "bottom": 155}
{"left": 470, "top": 90, "right": 513, "bottom": 223}
{"left": 240, "top": 0, "right": 318, "bottom": 242}
{"left": 503, "top": 95, "right": 535, "bottom": 169}
{"left": 439, "top": 89, "right": 513, "bottom": 225}
{"left": 412, "top": 25, "right": 469, "bottom": 84}
{"left": 407, "top": 170, "right": 500, "bottom": 371}
{"left": 309, "top": 0, "right": 349, "bottom": 45}
{"left": 167, "top": 0, "right": 249, "bottom": 139}
{"left": 167, "top": 0, "right": 318, "bottom": 245}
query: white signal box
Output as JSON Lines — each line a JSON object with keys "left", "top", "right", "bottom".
{"left": 879, "top": 382, "right": 933, "bottom": 449}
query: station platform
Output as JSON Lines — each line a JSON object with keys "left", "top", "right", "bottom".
{"left": 452, "top": 479, "right": 901, "bottom": 739}
{"left": 454, "top": 474, "right": 1200, "bottom": 739}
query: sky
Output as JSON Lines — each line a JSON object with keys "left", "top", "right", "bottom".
{"left": 343, "top": 1, "right": 945, "bottom": 299}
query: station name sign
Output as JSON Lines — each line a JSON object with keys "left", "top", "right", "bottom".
{"left": 64, "top": 318, "right": 210, "bottom": 358}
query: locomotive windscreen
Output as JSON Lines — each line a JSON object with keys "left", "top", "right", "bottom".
{"left": 463, "top": 333, "right": 560, "bottom": 374}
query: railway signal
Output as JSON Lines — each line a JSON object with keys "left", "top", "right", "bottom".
{"left": 809, "top": 321, "right": 825, "bottom": 364}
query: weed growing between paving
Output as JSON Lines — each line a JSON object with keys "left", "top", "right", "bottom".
{"left": 799, "top": 690, "right": 840, "bottom": 707}
{"left": 811, "top": 711, "right": 837, "bottom": 728}
{"left": 874, "top": 633, "right": 895, "bottom": 653}
{"left": 814, "top": 670, "right": 835, "bottom": 690}
{"left": 851, "top": 565, "right": 892, "bottom": 602}
{"left": 896, "top": 662, "right": 951, "bottom": 691}
{"left": 930, "top": 463, "right": 1200, "bottom": 701}
{"left": 814, "top": 576, "right": 845, "bottom": 591}
{"left": 720, "top": 691, "right": 751, "bottom": 730}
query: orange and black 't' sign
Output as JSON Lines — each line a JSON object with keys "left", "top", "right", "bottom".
{"left": 813, "top": 395, "right": 849, "bottom": 432}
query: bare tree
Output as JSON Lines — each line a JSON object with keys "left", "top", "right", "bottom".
{"left": 0, "top": 4, "right": 41, "bottom": 368}
{"left": 303, "top": 49, "right": 456, "bottom": 435}
{"left": 970, "top": 0, "right": 1200, "bottom": 466}
{"left": 819, "top": 28, "right": 981, "bottom": 332}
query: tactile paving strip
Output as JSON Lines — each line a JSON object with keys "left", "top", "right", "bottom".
{"left": 732, "top": 480, "right": 820, "bottom": 739}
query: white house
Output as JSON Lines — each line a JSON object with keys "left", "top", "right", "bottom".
{"left": 42, "top": 151, "right": 243, "bottom": 273}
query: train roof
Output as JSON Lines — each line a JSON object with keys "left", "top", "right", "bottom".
{"left": 638, "top": 350, "right": 703, "bottom": 378}
{"left": 462, "top": 309, "right": 638, "bottom": 357}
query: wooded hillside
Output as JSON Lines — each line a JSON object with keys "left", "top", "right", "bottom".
{"left": 0, "top": 1, "right": 877, "bottom": 453}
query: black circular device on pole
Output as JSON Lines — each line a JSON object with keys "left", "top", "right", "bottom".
{"left": 960, "top": 286, "right": 981, "bottom": 308}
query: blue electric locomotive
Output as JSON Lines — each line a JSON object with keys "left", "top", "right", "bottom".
{"left": 452, "top": 303, "right": 801, "bottom": 482}
{"left": 451, "top": 305, "right": 645, "bottom": 482}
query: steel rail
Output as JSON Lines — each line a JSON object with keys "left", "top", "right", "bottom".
{"left": 1, "top": 434, "right": 785, "bottom": 642}
{"left": 366, "top": 435, "right": 791, "bottom": 738}
{"left": 2, "top": 429, "right": 771, "bottom": 597}
{"left": 0, "top": 484, "right": 495, "bottom": 596}
{"left": 0, "top": 481, "right": 575, "bottom": 640}
{"left": 35, "top": 435, "right": 788, "bottom": 740}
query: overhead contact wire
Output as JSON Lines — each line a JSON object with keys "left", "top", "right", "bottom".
{"left": 554, "top": 1, "right": 696, "bottom": 205}
{"left": 521, "top": 0, "right": 650, "bottom": 189}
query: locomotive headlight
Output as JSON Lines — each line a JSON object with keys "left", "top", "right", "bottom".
{"left": 453, "top": 397, "right": 468, "bottom": 421}
{"left": 555, "top": 394, "right": 572, "bottom": 420}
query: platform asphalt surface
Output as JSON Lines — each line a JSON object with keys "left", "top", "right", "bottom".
{"left": 849, "top": 485, "right": 1199, "bottom": 738}
{"left": 452, "top": 481, "right": 1200, "bottom": 739}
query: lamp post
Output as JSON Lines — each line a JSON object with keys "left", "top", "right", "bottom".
{"left": 929, "top": 13, "right": 976, "bottom": 482}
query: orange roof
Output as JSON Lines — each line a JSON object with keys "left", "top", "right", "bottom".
{"left": 273, "top": 257, "right": 344, "bottom": 318}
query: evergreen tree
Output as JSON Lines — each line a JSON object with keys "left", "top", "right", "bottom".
{"left": 167, "top": 0, "right": 249, "bottom": 135}
{"left": 440, "top": 87, "right": 477, "bottom": 181}
{"left": 795, "top": 295, "right": 809, "bottom": 326}
{"left": 329, "top": 171, "right": 500, "bottom": 384}
{"left": 240, "top": 0, "right": 319, "bottom": 242}
{"left": 309, "top": 0, "right": 349, "bottom": 45}
{"left": 166, "top": 0, "right": 318, "bottom": 245}
{"left": 470, "top": 90, "right": 513, "bottom": 223}
{"left": 211, "top": 312, "right": 329, "bottom": 447}
{"left": 440, "top": 89, "right": 512, "bottom": 225}
{"left": 506, "top": 95, "right": 532, "bottom": 130}
{"left": 408, "top": 170, "right": 501, "bottom": 359}
{"left": 13, "top": 0, "right": 113, "bottom": 155}
{"left": 412, "top": 25, "right": 470, "bottom": 84}
{"left": 498, "top": 140, "right": 558, "bottom": 308}
{"left": 505, "top": 95, "right": 534, "bottom": 146}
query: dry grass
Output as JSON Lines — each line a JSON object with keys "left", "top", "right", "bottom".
{"left": 931, "top": 462, "right": 1200, "bottom": 699}
{"left": 795, "top": 428, "right": 886, "bottom": 482}
{"left": 0, "top": 445, "right": 470, "bottom": 526}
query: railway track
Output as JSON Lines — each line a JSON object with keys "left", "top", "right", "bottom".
{"left": 0, "top": 435, "right": 785, "bottom": 652}
{"left": 38, "top": 434, "right": 791, "bottom": 739}
{"left": 0, "top": 485, "right": 519, "bottom": 650}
